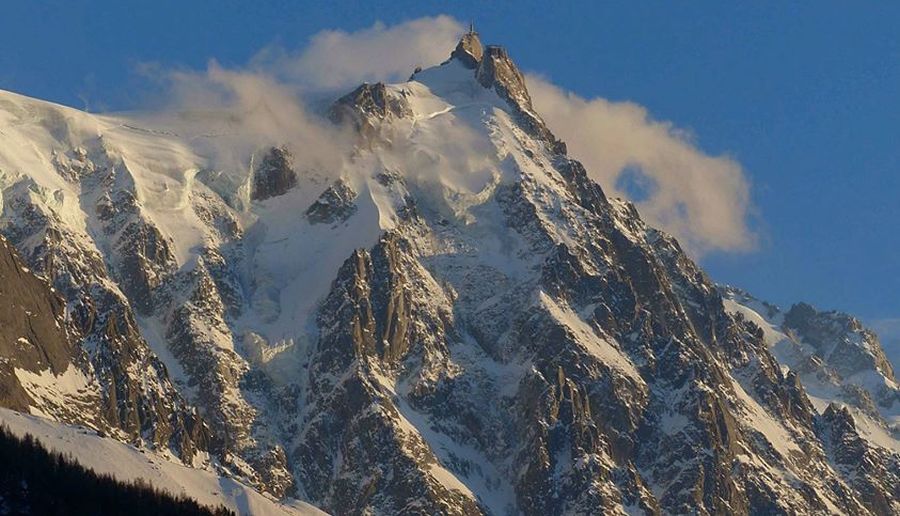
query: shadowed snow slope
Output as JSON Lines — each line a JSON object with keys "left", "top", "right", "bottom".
{"left": 0, "top": 408, "right": 323, "bottom": 516}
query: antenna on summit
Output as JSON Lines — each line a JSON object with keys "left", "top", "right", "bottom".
{"left": 469, "top": 21, "right": 476, "bottom": 34}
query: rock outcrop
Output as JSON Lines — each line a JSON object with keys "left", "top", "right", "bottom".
{"left": 252, "top": 146, "right": 298, "bottom": 201}
{"left": 784, "top": 302, "right": 897, "bottom": 381}
{"left": 449, "top": 29, "right": 484, "bottom": 68}
{"left": 474, "top": 44, "right": 567, "bottom": 154}
{"left": 305, "top": 180, "right": 358, "bottom": 225}
{"left": 329, "top": 82, "right": 411, "bottom": 139}
{"left": 817, "top": 404, "right": 900, "bottom": 515}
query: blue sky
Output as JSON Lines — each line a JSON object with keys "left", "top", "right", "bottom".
{"left": 2, "top": 2, "right": 898, "bottom": 328}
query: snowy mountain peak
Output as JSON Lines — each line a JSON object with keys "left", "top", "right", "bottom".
{"left": 0, "top": 32, "right": 898, "bottom": 514}
{"left": 721, "top": 286, "right": 899, "bottom": 450}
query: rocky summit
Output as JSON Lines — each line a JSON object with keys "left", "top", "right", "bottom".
{"left": 0, "top": 31, "right": 896, "bottom": 516}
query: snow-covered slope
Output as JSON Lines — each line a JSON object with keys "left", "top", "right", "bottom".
{"left": 0, "top": 408, "right": 323, "bottom": 515}
{"left": 0, "top": 29, "right": 897, "bottom": 515}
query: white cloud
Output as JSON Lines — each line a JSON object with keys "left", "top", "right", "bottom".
{"left": 154, "top": 61, "right": 351, "bottom": 180}
{"left": 139, "top": 16, "right": 465, "bottom": 177}
{"left": 254, "top": 15, "right": 464, "bottom": 92}
{"left": 527, "top": 76, "right": 757, "bottom": 255}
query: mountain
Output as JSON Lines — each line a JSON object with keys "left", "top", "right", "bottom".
{"left": 721, "top": 287, "right": 898, "bottom": 430}
{"left": 720, "top": 287, "right": 899, "bottom": 513}
{"left": 0, "top": 30, "right": 897, "bottom": 515}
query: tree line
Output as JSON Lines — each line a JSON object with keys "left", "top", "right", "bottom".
{"left": 0, "top": 423, "right": 234, "bottom": 515}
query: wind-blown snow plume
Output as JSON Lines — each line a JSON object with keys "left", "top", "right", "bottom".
{"left": 137, "top": 16, "right": 466, "bottom": 186}
{"left": 141, "top": 15, "right": 755, "bottom": 255}
{"left": 257, "top": 15, "right": 465, "bottom": 91}
{"left": 143, "top": 61, "right": 350, "bottom": 181}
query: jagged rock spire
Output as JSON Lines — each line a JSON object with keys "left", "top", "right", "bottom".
{"left": 450, "top": 25, "right": 483, "bottom": 69}
{"left": 445, "top": 26, "right": 567, "bottom": 154}
{"left": 474, "top": 44, "right": 567, "bottom": 154}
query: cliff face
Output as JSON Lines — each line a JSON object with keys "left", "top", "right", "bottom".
{"left": 0, "top": 235, "right": 75, "bottom": 412}
{"left": 0, "top": 137, "right": 211, "bottom": 463}
{"left": 0, "top": 32, "right": 896, "bottom": 515}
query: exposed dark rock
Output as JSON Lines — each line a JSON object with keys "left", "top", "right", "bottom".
{"left": 817, "top": 404, "right": 900, "bottom": 515}
{"left": 252, "top": 146, "right": 297, "bottom": 201}
{"left": 0, "top": 236, "right": 76, "bottom": 412}
{"left": 295, "top": 232, "right": 475, "bottom": 514}
{"left": 329, "top": 82, "right": 411, "bottom": 138}
{"left": 305, "top": 180, "right": 358, "bottom": 225}
{"left": 95, "top": 182, "right": 177, "bottom": 315}
{"left": 1, "top": 33, "right": 897, "bottom": 516}
{"left": 1, "top": 151, "right": 211, "bottom": 465}
{"left": 722, "top": 286, "right": 899, "bottom": 444}
{"left": 475, "top": 45, "right": 566, "bottom": 154}
{"left": 116, "top": 221, "right": 176, "bottom": 314}
{"left": 785, "top": 302, "right": 897, "bottom": 381}
{"left": 163, "top": 256, "right": 291, "bottom": 497}
{"left": 450, "top": 29, "right": 483, "bottom": 68}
